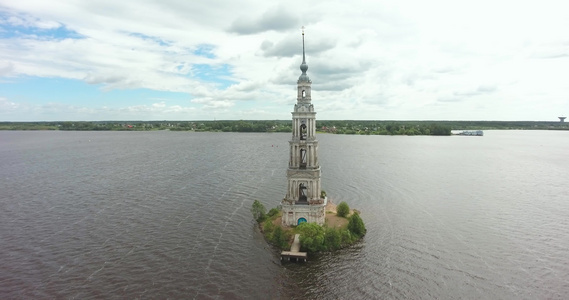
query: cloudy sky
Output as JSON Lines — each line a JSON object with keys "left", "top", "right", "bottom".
{"left": 1, "top": 0, "right": 568, "bottom": 121}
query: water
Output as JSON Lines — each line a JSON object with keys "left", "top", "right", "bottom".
{"left": 1, "top": 130, "right": 568, "bottom": 299}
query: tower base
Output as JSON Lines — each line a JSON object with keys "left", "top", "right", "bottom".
{"left": 281, "top": 197, "right": 327, "bottom": 226}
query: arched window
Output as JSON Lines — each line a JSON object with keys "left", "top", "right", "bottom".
{"left": 298, "top": 183, "right": 307, "bottom": 202}
{"left": 300, "top": 124, "right": 307, "bottom": 140}
{"left": 300, "top": 148, "right": 307, "bottom": 168}
{"left": 302, "top": 90, "right": 306, "bottom": 97}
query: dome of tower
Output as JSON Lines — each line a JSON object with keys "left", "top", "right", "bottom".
{"left": 300, "top": 61, "right": 308, "bottom": 73}
{"left": 299, "top": 61, "right": 309, "bottom": 81}
{"left": 298, "top": 73, "right": 310, "bottom": 82}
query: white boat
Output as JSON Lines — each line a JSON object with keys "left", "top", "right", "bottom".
{"left": 455, "top": 130, "right": 483, "bottom": 136}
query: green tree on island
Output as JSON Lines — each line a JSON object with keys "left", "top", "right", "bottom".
{"left": 337, "top": 201, "right": 350, "bottom": 217}
{"left": 324, "top": 227, "right": 342, "bottom": 250}
{"left": 348, "top": 212, "right": 366, "bottom": 237}
{"left": 251, "top": 200, "right": 266, "bottom": 223}
{"left": 297, "top": 222, "right": 325, "bottom": 252}
{"left": 271, "top": 226, "right": 290, "bottom": 250}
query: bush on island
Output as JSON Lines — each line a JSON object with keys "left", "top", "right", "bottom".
{"left": 297, "top": 220, "right": 365, "bottom": 252}
{"left": 267, "top": 208, "right": 279, "bottom": 218}
{"left": 271, "top": 226, "right": 290, "bottom": 250}
{"left": 324, "top": 227, "right": 342, "bottom": 250}
{"left": 297, "top": 222, "right": 326, "bottom": 252}
{"left": 251, "top": 200, "right": 267, "bottom": 223}
{"left": 348, "top": 212, "right": 366, "bottom": 237}
{"left": 340, "top": 228, "right": 353, "bottom": 245}
{"left": 251, "top": 202, "right": 291, "bottom": 250}
{"left": 337, "top": 201, "right": 350, "bottom": 218}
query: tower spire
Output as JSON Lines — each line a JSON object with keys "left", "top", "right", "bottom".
{"left": 302, "top": 26, "right": 306, "bottom": 64}
{"left": 299, "top": 26, "right": 310, "bottom": 82}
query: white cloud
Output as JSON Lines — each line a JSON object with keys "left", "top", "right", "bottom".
{"left": 0, "top": 0, "right": 568, "bottom": 120}
{"left": 0, "top": 97, "right": 20, "bottom": 112}
{"left": 0, "top": 97, "right": 207, "bottom": 121}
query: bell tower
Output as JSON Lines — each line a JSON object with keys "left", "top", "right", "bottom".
{"left": 281, "top": 28, "right": 326, "bottom": 226}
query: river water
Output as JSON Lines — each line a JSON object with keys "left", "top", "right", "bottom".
{"left": 1, "top": 130, "right": 568, "bottom": 299}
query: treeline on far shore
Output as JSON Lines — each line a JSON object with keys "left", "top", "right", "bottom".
{"left": 1, "top": 120, "right": 568, "bottom": 136}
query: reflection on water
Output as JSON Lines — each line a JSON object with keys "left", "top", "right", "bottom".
{"left": 1, "top": 130, "right": 568, "bottom": 299}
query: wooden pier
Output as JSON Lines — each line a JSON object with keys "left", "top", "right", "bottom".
{"left": 281, "top": 234, "right": 307, "bottom": 262}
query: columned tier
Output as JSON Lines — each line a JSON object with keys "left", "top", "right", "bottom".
{"left": 288, "top": 140, "right": 319, "bottom": 169}
{"left": 291, "top": 116, "right": 316, "bottom": 140}
{"left": 285, "top": 168, "right": 321, "bottom": 204}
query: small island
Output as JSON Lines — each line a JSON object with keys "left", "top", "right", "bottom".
{"left": 251, "top": 199, "right": 366, "bottom": 257}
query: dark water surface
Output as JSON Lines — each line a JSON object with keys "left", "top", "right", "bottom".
{"left": 1, "top": 130, "right": 568, "bottom": 299}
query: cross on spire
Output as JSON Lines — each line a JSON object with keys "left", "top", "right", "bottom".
{"left": 301, "top": 26, "right": 306, "bottom": 64}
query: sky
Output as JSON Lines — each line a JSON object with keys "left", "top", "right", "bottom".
{"left": 0, "top": 0, "right": 568, "bottom": 121}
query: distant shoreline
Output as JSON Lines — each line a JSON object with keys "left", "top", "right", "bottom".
{"left": 2, "top": 120, "right": 567, "bottom": 135}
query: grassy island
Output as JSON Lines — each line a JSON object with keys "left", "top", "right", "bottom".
{"left": 251, "top": 200, "right": 366, "bottom": 253}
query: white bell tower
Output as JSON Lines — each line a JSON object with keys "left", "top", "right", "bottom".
{"left": 281, "top": 28, "right": 326, "bottom": 226}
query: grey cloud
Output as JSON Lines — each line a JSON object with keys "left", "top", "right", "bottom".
{"left": 529, "top": 42, "right": 569, "bottom": 59}
{"left": 269, "top": 72, "right": 296, "bottom": 85}
{"left": 437, "top": 96, "right": 462, "bottom": 103}
{"left": 84, "top": 74, "right": 126, "bottom": 85}
{"left": 260, "top": 36, "right": 300, "bottom": 57}
{"left": 432, "top": 66, "right": 459, "bottom": 74}
{"left": 268, "top": 64, "right": 358, "bottom": 90}
{"left": 318, "top": 100, "right": 351, "bottom": 112}
{"left": 0, "top": 61, "right": 15, "bottom": 76}
{"left": 84, "top": 73, "right": 146, "bottom": 90}
{"left": 228, "top": 7, "right": 299, "bottom": 35}
{"left": 530, "top": 52, "right": 568, "bottom": 59}
{"left": 438, "top": 85, "right": 498, "bottom": 103}
{"left": 401, "top": 72, "right": 435, "bottom": 86}
{"left": 269, "top": 55, "right": 371, "bottom": 92}
{"left": 476, "top": 85, "right": 497, "bottom": 93}
{"left": 359, "top": 98, "right": 390, "bottom": 108}
{"left": 454, "top": 85, "right": 497, "bottom": 97}
{"left": 228, "top": 80, "right": 263, "bottom": 92}
{"left": 313, "top": 81, "right": 353, "bottom": 92}
{"left": 262, "top": 36, "right": 336, "bottom": 58}
{"left": 311, "top": 58, "right": 375, "bottom": 83}
{"left": 312, "top": 61, "right": 361, "bottom": 76}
